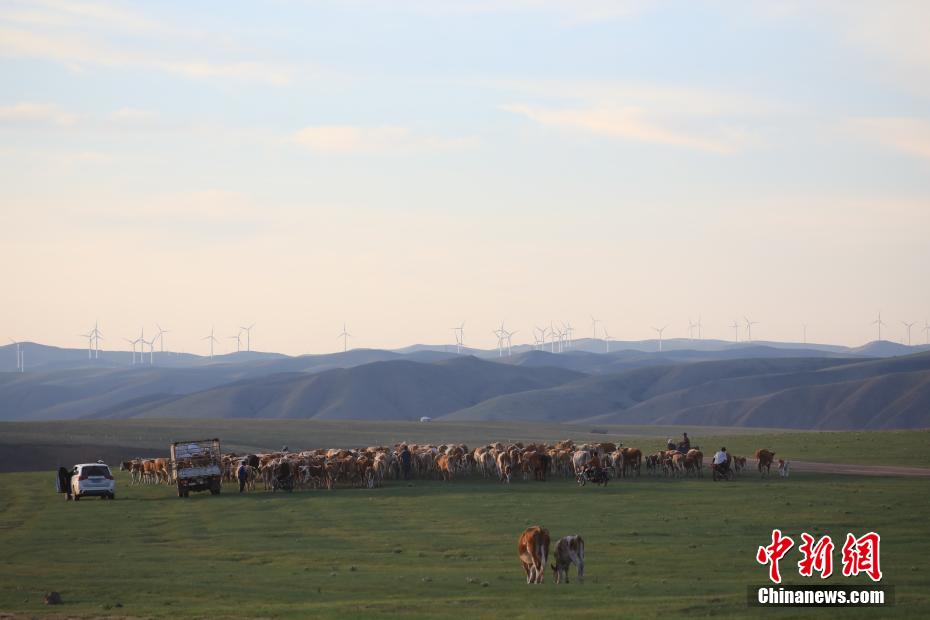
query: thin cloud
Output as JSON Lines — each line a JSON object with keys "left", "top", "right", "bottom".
{"left": 848, "top": 117, "right": 930, "bottom": 161}
{"left": 0, "top": 102, "right": 77, "bottom": 126}
{"left": 336, "top": 0, "right": 648, "bottom": 22}
{"left": 0, "top": 2, "right": 291, "bottom": 85}
{"left": 293, "top": 125, "right": 476, "bottom": 153}
{"left": 503, "top": 103, "right": 744, "bottom": 153}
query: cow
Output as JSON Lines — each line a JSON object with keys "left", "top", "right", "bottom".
{"left": 685, "top": 449, "right": 704, "bottom": 477}
{"left": 154, "top": 458, "right": 171, "bottom": 484}
{"left": 733, "top": 456, "right": 747, "bottom": 475}
{"left": 551, "top": 535, "right": 585, "bottom": 584}
{"left": 755, "top": 449, "right": 775, "bottom": 477}
{"left": 571, "top": 450, "right": 594, "bottom": 475}
{"left": 645, "top": 453, "right": 661, "bottom": 475}
{"left": 523, "top": 451, "right": 551, "bottom": 481}
{"left": 619, "top": 447, "right": 642, "bottom": 477}
{"left": 778, "top": 459, "right": 790, "bottom": 478}
{"left": 497, "top": 451, "right": 513, "bottom": 483}
{"left": 517, "top": 526, "right": 550, "bottom": 584}
{"left": 120, "top": 460, "right": 144, "bottom": 485}
{"left": 436, "top": 455, "right": 455, "bottom": 481}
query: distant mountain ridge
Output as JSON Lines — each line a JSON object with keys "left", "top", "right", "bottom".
{"left": 3, "top": 341, "right": 930, "bottom": 430}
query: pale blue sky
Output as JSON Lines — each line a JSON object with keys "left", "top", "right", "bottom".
{"left": 2, "top": 1, "right": 929, "bottom": 353}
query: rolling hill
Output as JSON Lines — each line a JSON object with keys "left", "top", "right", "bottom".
{"left": 441, "top": 353, "right": 930, "bottom": 429}
{"left": 0, "top": 349, "right": 460, "bottom": 421}
{"left": 87, "top": 356, "right": 585, "bottom": 421}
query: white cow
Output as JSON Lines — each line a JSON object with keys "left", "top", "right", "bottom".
{"left": 551, "top": 535, "right": 585, "bottom": 584}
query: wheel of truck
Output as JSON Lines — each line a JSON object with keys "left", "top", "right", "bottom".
{"left": 210, "top": 480, "right": 221, "bottom": 495}
{"left": 109, "top": 493, "right": 116, "bottom": 500}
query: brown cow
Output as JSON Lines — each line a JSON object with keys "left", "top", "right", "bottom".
{"left": 517, "top": 526, "right": 550, "bottom": 584}
{"left": 551, "top": 535, "right": 585, "bottom": 584}
{"left": 685, "top": 449, "right": 704, "bottom": 477}
{"left": 755, "top": 449, "right": 775, "bottom": 477}
{"left": 620, "top": 447, "right": 642, "bottom": 477}
{"left": 733, "top": 455, "right": 747, "bottom": 475}
{"left": 436, "top": 455, "right": 455, "bottom": 481}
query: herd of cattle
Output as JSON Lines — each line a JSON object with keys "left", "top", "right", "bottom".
{"left": 119, "top": 440, "right": 783, "bottom": 490}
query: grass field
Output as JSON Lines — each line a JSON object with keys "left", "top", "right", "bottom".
{"left": 0, "top": 468, "right": 928, "bottom": 619}
{"left": 2, "top": 420, "right": 928, "bottom": 472}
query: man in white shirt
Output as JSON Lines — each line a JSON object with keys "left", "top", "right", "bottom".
{"left": 713, "top": 447, "right": 729, "bottom": 476}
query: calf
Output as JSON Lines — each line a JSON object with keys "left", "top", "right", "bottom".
{"left": 517, "top": 526, "right": 550, "bottom": 584}
{"left": 778, "top": 459, "right": 790, "bottom": 478}
{"left": 551, "top": 535, "right": 585, "bottom": 584}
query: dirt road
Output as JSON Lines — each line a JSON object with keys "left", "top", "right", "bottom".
{"left": 755, "top": 459, "right": 930, "bottom": 478}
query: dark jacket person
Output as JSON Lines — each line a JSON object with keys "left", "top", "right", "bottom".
{"left": 56, "top": 466, "right": 72, "bottom": 500}
{"left": 237, "top": 462, "right": 249, "bottom": 493}
{"left": 400, "top": 446, "right": 412, "bottom": 480}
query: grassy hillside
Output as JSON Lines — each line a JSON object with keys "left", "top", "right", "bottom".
{"left": 88, "top": 357, "right": 584, "bottom": 421}
{"left": 445, "top": 354, "right": 930, "bottom": 429}
{"left": 0, "top": 471, "right": 926, "bottom": 618}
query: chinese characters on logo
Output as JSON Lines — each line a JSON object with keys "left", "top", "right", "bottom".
{"left": 756, "top": 530, "right": 881, "bottom": 583}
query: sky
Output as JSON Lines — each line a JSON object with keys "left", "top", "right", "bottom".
{"left": 2, "top": 0, "right": 930, "bottom": 355}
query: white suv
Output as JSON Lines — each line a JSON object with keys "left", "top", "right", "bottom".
{"left": 70, "top": 463, "right": 116, "bottom": 500}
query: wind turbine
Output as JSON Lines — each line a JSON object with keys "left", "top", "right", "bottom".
{"left": 923, "top": 320, "right": 930, "bottom": 345}
{"left": 603, "top": 326, "right": 612, "bottom": 353}
{"left": 744, "top": 316, "right": 759, "bottom": 342}
{"left": 730, "top": 320, "right": 739, "bottom": 343}
{"left": 143, "top": 333, "right": 156, "bottom": 365}
{"left": 562, "top": 322, "right": 574, "bottom": 349}
{"left": 80, "top": 330, "right": 94, "bottom": 359}
{"left": 872, "top": 312, "right": 886, "bottom": 341}
{"left": 696, "top": 315, "right": 703, "bottom": 340}
{"left": 552, "top": 325, "right": 564, "bottom": 353}
{"left": 533, "top": 325, "right": 548, "bottom": 351}
{"left": 591, "top": 316, "right": 600, "bottom": 344}
{"left": 492, "top": 325, "right": 504, "bottom": 357}
{"left": 8, "top": 338, "right": 23, "bottom": 372}
{"left": 902, "top": 321, "right": 915, "bottom": 346}
{"left": 451, "top": 322, "right": 465, "bottom": 354}
{"left": 240, "top": 323, "right": 255, "bottom": 352}
{"left": 155, "top": 324, "right": 168, "bottom": 353}
{"left": 202, "top": 326, "right": 218, "bottom": 359}
{"left": 126, "top": 327, "right": 145, "bottom": 365}
{"left": 338, "top": 323, "right": 352, "bottom": 353}
{"left": 90, "top": 321, "right": 103, "bottom": 358}
{"left": 687, "top": 319, "right": 696, "bottom": 341}
{"left": 652, "top": 325, "right": 668, "bottom": 352}
{"left": 503, "top": 328, "right": 517, "bottom": 356}
{"left": 229, "top": 332, "right": 242, "bottom": 353}
{"left": 124, "top": 336, "right": 137, "bottom": 365}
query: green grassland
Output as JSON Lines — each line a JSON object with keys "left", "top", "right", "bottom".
{"left": 1, "top": 420, "right": 928, "bottom": 472}
{"left": 0, "top": 468, "right": 927, "bottom": 619}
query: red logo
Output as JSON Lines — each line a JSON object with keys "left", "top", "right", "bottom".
{"left": 841, "top": 532, "right": 882, "bottom": 582}
{"left": 756, "top": 529, "right": 795, "bottom": 584}
{"left": 758, "top": 530, "right": 882, "bottom": 583}
{"left": 798, "top": 533, "right": 834, "bottom": 579}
